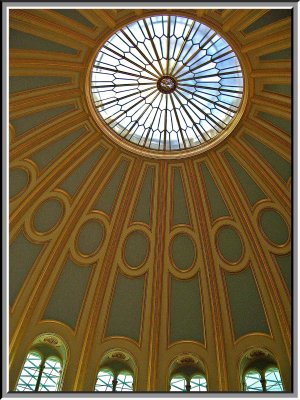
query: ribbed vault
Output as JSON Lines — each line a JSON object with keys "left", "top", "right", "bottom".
{"left": 9, "top": 8, "right": 291, "bottom": 392}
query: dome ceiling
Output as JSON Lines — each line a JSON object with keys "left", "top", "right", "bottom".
{"left": 9, "top": 7, "right": 291, "bottom": 392}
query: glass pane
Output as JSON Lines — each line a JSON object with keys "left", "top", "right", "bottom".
{"left": 90, "top": 15, "right": 244, "bottom": 152}
{"left": 265, "top": 367, "right": 283, "bottom": 391}
{"left": 190, "top": 374, "right": 208, "bottom": 391}
{"left": 15, "top": 352, "right": 41, "bottom": 392}
{"left": 39, "top": 357, "right": 62, "bottom": 391}
{"left": 116, "top": 371, "right": 134, "bottom": 392}
{"left": 95, "top": 369, "right": 114, "bottom": 392}
{"left": 244, "top": 370, "right": 263, "bottom": 392}
{"left": 170, "top": 375, "right": 186, "bottom": 392}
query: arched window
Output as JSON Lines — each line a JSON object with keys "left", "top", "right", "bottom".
{"left": 94, "top": 350, "right": 135, "bottom": 392}
{"left": 95, "top": 369, "right": 133, "bottom": 392}
{"left": 15, "top": 333, "right": 67, "bottom": 392}
{"left": 244, "top": 369, "right": 263, "bottom": 391}
{"left": 190, "top": 374, "right": 208, "bottom": 391}
{"left": 15, "top": 352, "right": 42, "bottom": 391}
{"left": 116, "top": 370, "right": 134, "bottom": 392}
{"left": 241, "top": 349, "right": 284, "bottom": 392}
{"left": 16, "top": 352, "right": 62, "bottom": 392}
{"left": 265, "top": 367, "right": 283, "bottom": 391}
{"left": 170, "top": 374, "right": 186, "bottom": 391}
{"left": 169, "top": 354, "right": 208, "bottom": 392}
{"left": 95, "top": 369, "right": 114, "bottom": 391}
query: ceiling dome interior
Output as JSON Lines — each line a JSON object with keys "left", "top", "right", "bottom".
{"left": 8, "top": 6, "right": 291, "bottom": 393}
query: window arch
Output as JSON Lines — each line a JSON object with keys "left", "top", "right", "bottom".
{"left": 241, "top": 349, "right": 284, "bottom": 392}
{"left": 15, "top": 333, "right": 67, "bottom": 392}
{"left": 94, "top": 350, "right": 135, "bottom": 392}
{"left": 169, "top": 354, "right": 207, "bottom": 392}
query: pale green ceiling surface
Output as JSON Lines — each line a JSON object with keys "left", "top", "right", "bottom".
{"left": 275, "top": 253, "right": 291, "bottom": 292}
{"left": 9, "top": 28, "right": 78, "bottom": 54}
{"left": 9, "top": 231, "right": 44, "bottom": 306}
{"left": 257, "top": 111, "right": 291, "bottom": 135}
{"left": 132, "top": 167, "right": 154, "bottom": 225}
{"left": 94, "top": 160, "right": 129, "bottom": 215}
{"left": 11, "top": 104, "right": 75, "bottom": 137}
{"left": 10, "top": 76, "right": 71, "bottom": 94}
{"left": 244, "top": 134, "right": 291, "bottom": 182}
{"left": 172, "top": 168, "right": 190, "bottom": 226}
{"left": 243, "top": 9, "right": 291, "bottom": 33}
{"left": 217, "top": 226, "right": 243, "bottom": 264}
{"left": 225, "top": 267, "right": 270, "bottom": 339}
{"left": 9, "top": 168, "right": 29, "bottom": 198}
{"left": 260, "top": 47, "right": 291, "bottom": 60}
{"left": 43, "top": 258, "right": 92, "bottom": 330}
{"left": 31, "top": 126, "right": 86, "bottom": 170}
{"left": 170, "top": 275, "right": 204, "bottom": 343}
{"left": 200, "top": 162, "right": 230, "bottom": 220}
{"left": 33, "top": 198, "right": 63, "bottom": 233}
{"left": 264, "top": 84, "right": 291, "bottom": 97}
{"left": 260, "top": 209, "right": 289, "bottom": 245}
{"left": 105, "top": 273, "right": 144, "bottom": 342}
{"left": 59, "top": 146, "right": 105, "bottom": 197}
{"left": 171, "top": 234, "right": 195, "bottom": 271}
{"left": 124, "top": 231, "right": 148, "bottom": 268}
{"left": 55, "top": 9, "right": 95, "bottom": 28}
{"left": 77, "top": 220, "right": 104, "bottom": 255}
{"left": 225, "top": 152, "right": 266, "bottom": 206}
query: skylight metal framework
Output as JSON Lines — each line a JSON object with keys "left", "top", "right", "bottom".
{"left": 91, "top": 15, "right": 243, "bottom": 152}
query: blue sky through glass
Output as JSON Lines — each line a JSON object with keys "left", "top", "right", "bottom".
{"left": 91, "top": 15, "right": 243, "bottom": 152}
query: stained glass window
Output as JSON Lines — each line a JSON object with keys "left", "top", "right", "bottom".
{"left": 91, "top": 15, "right": 243, "bottom": 152}
{"left": 95, "top": 369, "right": 114, "bottom": 391}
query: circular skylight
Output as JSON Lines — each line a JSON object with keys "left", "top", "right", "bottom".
{"left": 90, "top": 15, "right": 244, "bottom": 153}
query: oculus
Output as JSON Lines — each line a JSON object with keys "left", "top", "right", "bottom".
{"left": 90, "top": 15, "right": 244, "bottom": 155}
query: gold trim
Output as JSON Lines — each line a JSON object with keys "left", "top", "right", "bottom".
{"left": 215, "top": 224, "right": 245, "bottom": 266}
{"left": 31, "top": 196, "right": 65, "bottom": 235}
{"left": 258, "top": 207, "right": 291, "bottom": 249}
{"left": 169, "top": 232, "right": 197, "bottom": 273}
{"left": 75, "top": 218, "right": 106, "bottom": 258}
{"left": 122, "top": 229, "right": 150, "bottom": 270}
